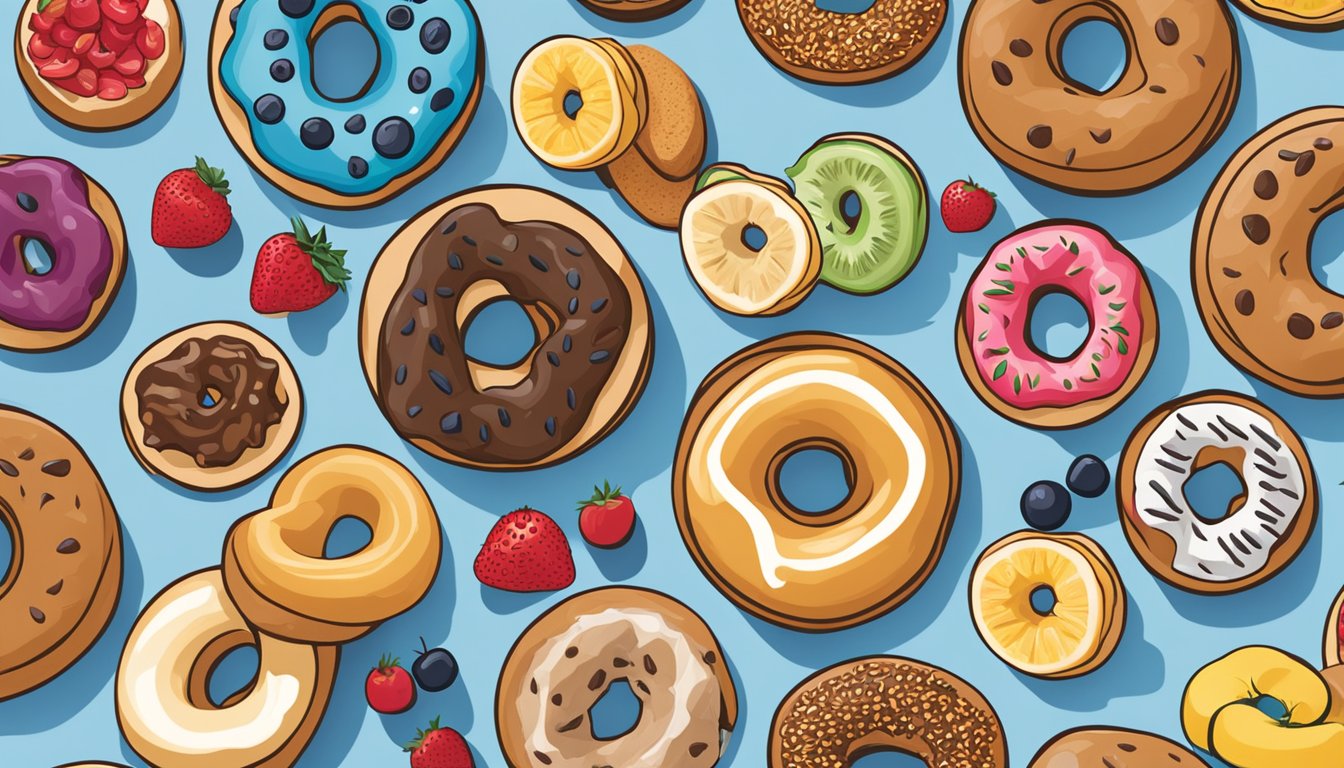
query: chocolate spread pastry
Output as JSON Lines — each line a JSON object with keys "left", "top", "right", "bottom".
{"left": 376, "top": 204, "right": 633, "bottom": 465}
{"left": 135, "top": 336, "right": 286, "bottom": 467}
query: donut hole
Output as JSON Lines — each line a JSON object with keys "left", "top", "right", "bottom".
{"left": 1059, "top": 19, "right": 1128, "bottom": 94}
{"left": 0, "top": 515, "right": 13, "bottom": 588}
{"left": 1309, "top": 208, "right": 1344, "bottom": 295}
{"left": 774, "top": 444, "right": 855, "bottom": 518}
{"left": 18, "top": 237, "right": 55, "bottom": 276}
{"left": 309, "top": 6, "right": 380, "bottom": 103}
{"left": 850, "top": 750, "right": 930, "bottom": 768}
{"left": 1027, "top": 289, "right": 1091, "bottom": 362}
{"left": 588, "top": 679, "right": 641, "bottom": 740}
{"left": 205, "top": 644, "right": 260, "bottom": 708}
{"left": 814, "top": 0, "right": 879, "bottom": 13}
{"left": 323, "top": 515, "right": 374, "bottom": 559}
{"left": 562, "top": 89, "right": 584, "bottom": 120}
{"left": 740, "top": 223, "right": 769, "bottom": 253}
{"left": 463, "top": 299, "right": 541, "bottom": 369}
{"left": 199, "top": 386, "right": 223, "bottom": 409}
{"left": 1182, "top": 457, "right": 1248, "bottom": 525}
{"left": 1253, "top": 695, "right": 1290, "bottom": 722}
{"left": 1029, "top": 585, "right": 1058, "bottom": 617}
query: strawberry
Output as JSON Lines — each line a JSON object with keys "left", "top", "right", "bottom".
{"left": 249, "top": 217, "right": 351, "bottom": 315}
{"left": 940, "top": 178, "right": 997, "bottom": 233}
{"left": 365, "top": 654, "right": 417, "bottom": 715}
{"left": 405, "top": 717, "right": 473, "bottom": 768}
{"left": 576, "top": 481, "right": 636, "bottom": 549}
{"left": 151, "top": 157, "right": 233, "bottom": 248}
{"left": 473, "top": 508, "right": 575, "bottom": 593}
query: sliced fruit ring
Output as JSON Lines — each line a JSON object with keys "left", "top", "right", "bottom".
{"left": 787, "top": 133, "right": 929, "bottom": 295}
{"left": 680, "top": 170, "right": 822, "bottom": 316}
{"left": 512, "top": 36, "right": 645, "bottom": 171}
{"left": 969, "top": 530, "right": 1126, "bottom": 679}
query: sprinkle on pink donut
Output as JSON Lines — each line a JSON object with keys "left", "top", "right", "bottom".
{"left": 962, "top": 222, "right": 1147, "bottom": 410}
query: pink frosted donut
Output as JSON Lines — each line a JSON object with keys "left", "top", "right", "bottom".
{"left": 956, "top": 221, "right": 1158, "bottom": 428}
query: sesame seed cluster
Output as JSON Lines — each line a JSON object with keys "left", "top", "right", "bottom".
{"left": 740, "top": 0, "right": 946, "bottom": 74}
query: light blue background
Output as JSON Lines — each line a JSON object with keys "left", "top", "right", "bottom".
{"left": 3, "top": 1, "right": 1344, "bottom": 766}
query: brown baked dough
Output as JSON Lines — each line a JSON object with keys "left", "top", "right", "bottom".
{"left": 960, "top": 0, "right": 1239, "bottom": 194}
{"left": 770, "top": 656, "right": 1007, "bottom": 767}
{"left": 1028, "top": 727, "right": 1209, "bottom": 768}
{"left": 0, "top": 406, "right": 121, "bottom": 701}
{"left": 1193, "top": 107, "right": 1344, "bottom": 395}
{"left": 14, "top": 0, "right": 183, "bottom": 131}
{"left": 577, "top": 0, "right": 693, "bottom": 21}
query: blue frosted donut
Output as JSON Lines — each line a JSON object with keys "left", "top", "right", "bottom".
{"left": 215, "top": 0, "right": 481, "bottom": 206}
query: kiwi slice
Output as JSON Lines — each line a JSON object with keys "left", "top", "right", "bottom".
{"left": 786, "top": 134, "right": 929, "bottom": 294}
{"left": 694, "top": 163, "right": 752, "bottom": 192}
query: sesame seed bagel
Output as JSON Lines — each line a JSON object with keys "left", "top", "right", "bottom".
{"left": 770, "top": 656, "right": 1007, "bottom": 767}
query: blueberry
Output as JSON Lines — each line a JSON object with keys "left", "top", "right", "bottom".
{"left": 229, "top": 5, "right": 240, "bottom": 26}
{"left": 278, "top": 0, "right": 313, "bottom": 18}
{"left": 16, "top": 193, "right": 38, "bottom": 213}
{"left": 263, "top": 29, "right": 289, "bottom": 50}
{"left": 348, "top": 156, "right": 369, "bottom": 179}
{"left": 386, "top": 5, "right": 413, "bottom": 30}
{"left": 420, "top": 18, "right": 450, "bottom": 54}
{"left": 429, "top": 87, "right": 455, "bottom": 112}
{"left": 300, "top": 117, "right": 334, "bottom": 150}
{"left": 412, "top": 639, "right": 458, "bottom": 692}
{"left": 253, "top": 94, "right": 285, "bottom": 124}
{"left": 344, "top": 114, "right": 366, "bottom": 134}
{"left": 373, "top": 117, "right": 414, "bottom": 159}
{"left": 1021, "top": 480, "right": 1071, "bottom": 531}
{"left": 270, "top": 58, "right": 294, "bottom": 82}
{"left": 408, "top": 67, "right": 431, "bottom": 94}
{"left": 1067, "top": 455, "right": 1110, "bottom": 498}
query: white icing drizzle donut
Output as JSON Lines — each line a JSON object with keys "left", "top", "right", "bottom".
{"left": 1134, "top": 401, "right": 1305, "bottom": 582}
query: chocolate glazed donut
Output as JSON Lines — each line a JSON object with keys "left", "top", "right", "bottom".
{"left": 361, "top": 187, "right": 652, "bottom": 469}
{"left": 1194, "top": 107, "right": 1344, "bottom": 396}
{"left": 959, "top": 0, "right": 1239, "bottom": 194}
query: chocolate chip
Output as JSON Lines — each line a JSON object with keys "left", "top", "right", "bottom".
{"left": 529, "top": 254, "right": 549, "bottom": 272}
{"left": 1065, "top": 148, "right": 1076, "bottom": 165}
{"left": 17, "top": 448, "right": 33, "bottom": 460}
{"left": 1027, "top": 125, "right": 1052, "bottom": 149}
{"left": 46, "top": 580, "right": 62, "bottom": 595}
{"left": 1155, "top": 17, "right": 1179, "bottom": 45}
{"left": 689, "top": 743, "right": 708, "bottom": 757}
{"left": 530, "top": 679, "right": 538, "bottom": 694}
{"left": 557, "top": 716, "right": 583, "bottom": 733}
{"left": 1289, "top": 313, "right": 1315, "bottom": 339}
{"left": 1150, "top": 85, "right": 1166, "bottom": 94}
{"left": 1296, "top": 151, "right": 1316, "bottom": 176}
{"left": 1323, "top": 312, "right": 1344, "bottom": 329}
{"left": 1279, "top": 149, "right": 1300, "bottom": 161}
{"left": 1090, "top": 128, "right": 1112, "bottom": 144}
{"left": 636, "top": 681, "right": 650, "bottom": 694}
{"left": 565, "top": 269, "right": 581, "bottom": 289}
{"left": 534, "top": 753, "right": 552, "bottom": 766}
{"left": 56, "top": 538, "right": 79, "bottom": 554}
{"left": 253, "top": 94, "right": 285, "bottom": 124}
{"left": 270, "top": 58, "right": 294, "bottom": 83}
{"left": 1242, "top": 214, "right": 1270, "bottom": 244}
{"left": 1316, "top": 138, "right": 1334, "bottom": 150}
{"left": 588, "top": 670, "right": 607, "bottom": 689}
{"left": 704, "top": 651, "right": 717, "bottom": 664}
{"left": 420, "top": 18, "right": 451, "bottom": 54}
{"left": 440, "top": 412, "right": 461, "bottom": 433}
{"left": 345, "top": 114, "right": 366, "bottom": 134}
{"left": 1254, "top": 170, "right": 1278, "bottom": 200}
{"left": 1118, "top": 743, "right": 1136, "bottom": 752}
{"left": 300, "top": 118, "right": 334, "bottom": 150}
{"left": 551, "top": 693, "right": 562, "bottom": 705}
{"left": 1009, "top": 39, "right": 1033, "bottom": 57}
{"left": 41, "top": 459, "right": 70, "bottom": 477}
{"left": 279, "top": 0, "right": 313, "bottom": 18}
{"left": 498, "top": 408, "right": 511, "bottom": 427}
{"left": 264, "top": 29, "right": 289, "bottom": 50}
{"left": 395, "top": 365, "right": 407, "bottom": 385}
{"left": 644, "top": 654, "right": 657, "bottom": 674}
{"left": 590, "top": 351, "right": 610, "bottom": 363}
{"left": 0, "top": 460, "right": 17, "bottom": 477}
{"left": 40, "top": 493, "right": 53, "bottom": 508}
{"left": 1194, "top": 54, "right": 1205, "bottom": 67}
{"left": 429, "top": 370, "right": 452, "bottom": 394}
{"left": 565, "top": 647, "right": 578, "bottom": 658}
{"left": 373, "top": 117, "right": 415, "bottom": 159}
{"left": 30, "top": 607, "right": 44, "bottom": 624}
{"left": 1223, "top": 267, "right": 1242, "bottom": 278}
{"left": 1235, "top": 289, "right": 1255, "bottom": 316}
{"left": 992, "top": 61, "right": 1012, "bottom": 86}
{"left": 430, "top": 88, "right": 456, "bottom": 112}
{"left": 408, "top": 67, "right": 431, "bottom": 94}
{"left": 612, "top": 657, "right": 629, "bottom": 667}
{"left": 386, "top": 4, "right": 413, "bottom": 29}
{"left": 545, "top": 417, "right": 556, "bottom": 436}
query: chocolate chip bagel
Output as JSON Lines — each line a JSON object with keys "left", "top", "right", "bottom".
{"left": 360, "top": 186, "right": 651, "bottom": 469}
{"left": 960, "top": 0, "right": 1239, "bottom": 194}
{"left": 1029, "top": 727, "right": 1209, "bottom": 768}
{"left": 1194, "top": 107, "right": 1344, "bottom": 396}
{"left": 0, "top": 406, "right": 121, "bottom": 701}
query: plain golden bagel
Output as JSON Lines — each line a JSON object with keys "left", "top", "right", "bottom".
{"left": 673, "top": 333, "right": 960, "bottom": 631}
{"left": 1028, "top": 727, "right": 1209, "bottom": 767}
{"left": 360, "top": 186, "right": 652, "bottom": 470}
{"left": 1231, "top": 0, "right": 1344, "bottom": 29}
{"left": 960, "top": 0, "right": 1239, "bottom": 194}
{"left": 576, "top": 0, "right": 693, "bottom": 21}
{"left": 496, "top": 587, "right": 738, "bottom": 767}
{"left": 0, "top": 156, "right": 127, "bottom": 353}
{"left": 222, "top": 447, "right": 441, "bottom": 644}
{"left": 770, "top": 656, "right": 1007, "bottom": 767}
{"left": 1193, "top": 107, "right": 1344, "bottom": 395}
{"left": 0, "top": 406, "right": 122, "bottom": 702}
{"left": 15, "top": 0, "right": 183, "bottom": 131}
{"left": 120, "top": 322, "right": 302, "bottom": 492}
{"left": 116, "top": 569, "right": 338, "bottom": 768}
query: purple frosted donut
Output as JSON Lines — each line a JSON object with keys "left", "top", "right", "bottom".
{"left": 0, "top": 157, "right": 123, "bottom": 350}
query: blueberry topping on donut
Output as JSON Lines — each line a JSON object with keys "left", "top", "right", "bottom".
{"left": 441, "top": 412, "right": 462, "bottom": 433}
{"left": 408, "top": 405, "right": 422, "bottom": 417}
{"left": 344, "top": 114, "right": 366, "bottom": 134}
{"left": 1155, "top": 18, "right": 1179, "bottom": 45}
{"left": 429, "top": 370, "right": 452, "bottom": 394}
{"left": 1021, "top": 481, "right": 1071, "bottom": 531}
{"left": 254, "top": 94, "right": 285, "bottom": 124}
{"left": 1027, "top": 125, "right": 1053, "bottom": 149}
{"left": 373, "top": 117, "right": 415, "bottom": 159}
{"left": 387, "top": 5, "right": 414, "bottom": 30}
{"left": 479, "top": 425, "right": 490, "bottom": 443}
{"left": 270, "top": 59, "right": 294, "bottom": 83}
{"left": 420, "top": 18, "right": 451, "bottom": 54}
{"left": 566, "top": 269, "right": 581, "bottom": 289}
{"left": 1066, "top": 455, "right": 1110, "bottom": 498}
{"left": 230, "top": 5, "right": 241, "bottom": 25}
{"left": 348, "top": 156, "right": 369, "bottom": 179}
{"left": 263, "top": 29, "right": 289, "bottom": 50}
{"left": 278, "top": 0, "right": 313, "bottom": 18}
{"left": 430, "top": 88, "right": 456, "bottom": 112}
{"left": 16, "top": 192, "right": 37, "bottom": 213}
{"left": 409, "top": 67, "right": 431, "bottom": 94}
{"left": 395, "top": 365, "right": 407, "bottom": 385}
{"left": 300, "top": 118, "right": 335, "bottom": 150}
